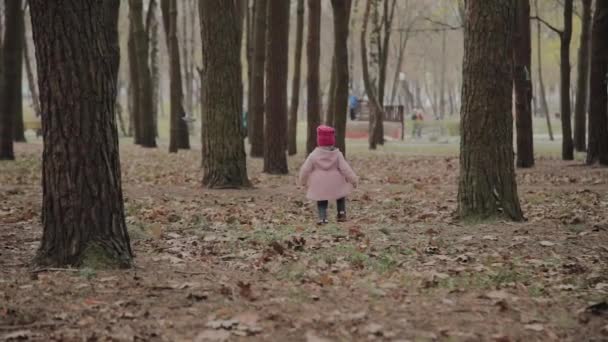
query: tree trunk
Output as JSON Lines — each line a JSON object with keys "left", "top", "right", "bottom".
{"left": 246, "top": 0, "right": 253, "bottom": 140}
{"left": 11, "top": 2, "right": 25, "bottom": 143}
{"left": 199, "top": 0, "right": 250, "bottom": 187}
{"left": 439, "top": 29, "right": 446, "bottom": 119}
{"left": 161, "top": 0, "right": 190, "bottom": 153}
{"left": 306, "top": 0, "right": 321, "bottom": 155}
{"left": 148, "top": 0, "right": 160, "bottom": 138}
{"left": 30, "top": 0, "right": 132, "bottom": 267}
{"left": 573, "top": 0, "right": 592, "bottom": 152}
{"left": 264, "top": 0, "right": 289, "bottom": 174}
{"left": 127, "top": 26, "right": 142, "bottom": 144}
{"left": 458, "top": 0, "right": 524, "bottom": 221}
{"left": 513, "top": 0, "right": 534, "bottom": 168}
{"left": 360, "top": 0, "right": 382, "bottom": 150}
{"left": 249, "top": 0, "right": 267, "bottom": 158}
{"left": 0, "top": 0, "right": 22, "bottom": 159}
{"left": 389, "top": 30, "right": 408, "bottom": 105}
{"left": 288, "top": 0, "right": 304, "bottom": 156}
{"left": 331, "top": 0, "right": 352, "bottom": 156}
{"left": 372, "top": 0, "right": 396, "bottom": 146}
{"left": 23, "top": 15, "right": 41, "bottom": 118}
{"left": 129, "top": 0, "right": 156, "bottom": 148}
{"left": 586, "top": 0, "right": 608, "bottom": 165}
{"left": 559, "top": 0, "right": 574, "bottom": 160}
{"left": 535, "top": 1, "right": 553, "bottom": 141}
{"left": 325, "top": 56, "right": 336, "bottom": 126}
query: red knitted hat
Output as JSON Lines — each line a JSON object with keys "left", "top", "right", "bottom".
{"left": 317, "top": 125, "right": 335, "bottom": 147}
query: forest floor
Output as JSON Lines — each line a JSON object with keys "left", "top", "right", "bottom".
{"left": 1, "top": 140, "right": 608, "bottom": 342}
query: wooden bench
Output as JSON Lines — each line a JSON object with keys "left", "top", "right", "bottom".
{"left": 353, "top": 101, "right": 405, "bottom": 140}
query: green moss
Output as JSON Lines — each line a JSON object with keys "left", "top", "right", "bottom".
{"left": 79, "top": 242, "right": 130, "bottom": 270}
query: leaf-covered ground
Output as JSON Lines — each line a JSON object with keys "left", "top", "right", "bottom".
{"left": 1, "top": 142, "right": 608, "bottom": 341}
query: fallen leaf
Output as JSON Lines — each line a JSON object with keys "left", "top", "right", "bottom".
{"left": 539, "top": 241, "right": 555, "bottom": 247}
{"left": 524, "top": 323, "right": 544, "bottom": 332}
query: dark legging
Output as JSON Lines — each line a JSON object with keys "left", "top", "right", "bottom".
{"left": 317, "top": 198, "right": 346, "bottom": 220}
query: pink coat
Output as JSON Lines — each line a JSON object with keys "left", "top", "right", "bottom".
{"left": 298, "top": 147, "right": 358, "bottom": 201}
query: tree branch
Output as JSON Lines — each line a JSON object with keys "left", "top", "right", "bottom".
{"left": 423, "top": 16, "right": 462, "bottom": 30}
{"left": 530, "top": 15, "right": 563, "bottom": 36}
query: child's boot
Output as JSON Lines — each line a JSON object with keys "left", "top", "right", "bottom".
{"left": 337, "top": 211, "right": 347, "bottom": 222}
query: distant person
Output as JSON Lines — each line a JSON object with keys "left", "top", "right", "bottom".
{"left": 349, "top": 95, "right": 359, "bottom": 120}
{"left": 298, "top": 125, "right": 358, "bottom": 225}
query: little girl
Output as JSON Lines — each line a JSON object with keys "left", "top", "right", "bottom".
{"left": 298, "top": 125, "right": 358, "bottom": 225}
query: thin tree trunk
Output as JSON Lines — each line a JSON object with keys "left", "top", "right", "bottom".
{"left": 439, "top": 29, "right": 446, "bottom": 119}
{"left": 458, "top": 0, "right": 524, "bottom": 221}
{"left": 162, "top": 0, "right": 190, "bottom": 152}
{"left": 306, "top": 0, "right": 321, "bottom": 155}
{"left": 361, "top": 0, "right": 382, "bottom": 150}
{"left": 264, "top": 0, "right": 289, "bottom": 174}
{"left": 129, "top": 0, "right": 156, "bottom": 148}
{"left": 249, "top": 0, "right": 267, "bottom": 158}
{"left": 586, "top": 0, "right": 608, "bottom": 165}
{"left": 325, "top": 56, "right": 336, "bottom": 126}
{"left": 389, "top": 29, "right": 408, "bottom": 105}
{"left": 199, "top": 0, "right": 250, "bottom": 187}
{"left": 0, "top": 0, "right": 22, "bottom": 158}
{"left": 128, "top": 26, "right": 141, "bottom": 144}
{"left": 513, "top": 0, "right": 534, "bottom": 167}
{"left": 148, "top": 0, "right": 159, "bottom": 138}
{"left": 331, "top": 0, "right": 352, "bottom": 156}
{"left": 288, "top": 0, "right": 304, "bottom": 156}
{"left": 535, "top": 0, "right": 554, "bottom": 141}
{"left": 573, "top": 0, "right": 592, "bottom": 152}
{"left": 10, "top": 1, "right": 25, "bottom": 143}
{"left": 31, "top": 0, "right": 132, "bottom": 267}
{"left": 246, "top": 0, "right": 254, "bottom": 140}
{"left": 23, "top": 16, "right": 40, "bottom": 118}
{"left": 559, "top": 0, "right": 574, "bottom": 160}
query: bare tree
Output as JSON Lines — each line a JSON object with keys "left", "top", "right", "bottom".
{"left": 331, "top": 0, "right": 352, "bottom": 156}
{"left": 306, "top": 0, "right": 321, "bottom": 155}
{"left": 458, "top": 0, "right": 523, "bottom": 221}
{"left": 31, "top": 0, "right": 133, "bottom": 267}
{"left": 199, "top": 0, "right": 250, "bottom": 187}
{"left": 249, "top": 0, "right": 267, "bottom": 158}
{"left": 264, "top": 0, "right": 290, "bottom": 174}
{"left": 586, "top": 0, "right": 608, "bottom": 165}
{"left": 573, "top": 0, "right": 592, "bottom": 152}
{"left": 513, "top": 0, "right": 534, "bottom": 167}
{"left": 288, "top": 0, "right": 304, "bottom": 156}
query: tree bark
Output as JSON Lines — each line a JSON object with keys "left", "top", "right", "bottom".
{"left": 325, "top": 56, "right": 336, "bottom": 126}
{"left": 127, "top": 25, "right": 142, "bottom": 144}
{"left": 439, "top": 29, "right": 446, "bottom": 119}
{"left": 573, "top": 0, "right": 592, "bottom": 152}
{"left": 30, "top": 0, "right": 132, "bottom": 267}
{"left": 458, "top": 0, "right": 524, "bottom": 221}
{"left": 0, "top": 0, "right": 22, "bottom": 158}
{"left": 371, "top": 0, "right": 396, "bottom": 146}
{"left": 513, "top": 0, "right": 534, "bottom": 168}
{"left": 23, "top": 13, "right": 41, "bottom": 118}
{"left": 331, "top": 0, "right": 352, "bottom": 156}
{"left": 288, "top": 0, "right": 304, "bottom": 156}
{"left": 249, "top": 0, "right": 267, "bottom": 158}
{"left": 360, "top": 0, "right": 382, "bottom": 150}
{"left": 559, "top": 0, "right": 574, "bottom": 160}
{"left": 146, "top": 0, "right": 159, "bottom": 138}
{"left": 306, "top": 0, "right": 321, "bottom": 155}
{"left": 264, "top": 0, "right": 289, "bottom": 174}
{"left": 586, "top": 0, "right": 608, "bottom": 165}
{"left": 129, "top": 0, "right": 156, "bottom": 148}
{"left": 11, "top": 1, "right": 25, "bottom": 143}
{"left": 534, "top": 0, "right": 553, "bottom": 141}
{"left": 199, "top": 0, "right": 250, "bottom": 187}
{"left": 161, "top": 0, "right": 190, "bottom": 153}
